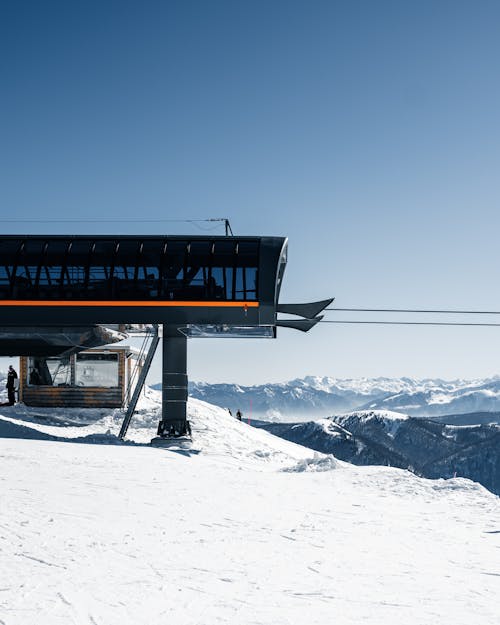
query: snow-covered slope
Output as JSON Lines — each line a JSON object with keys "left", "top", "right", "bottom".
{"left": 0, "top": 390, "right": 499, "bottom": 624}
{"left": 255, "top": 409, "right": 500, "bottom": 495}
{"left": 187, "top": 375, "right": 500, "bottom": 419}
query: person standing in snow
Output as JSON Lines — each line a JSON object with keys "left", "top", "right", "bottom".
{"left": 236, "top": 409, "right": 242, "bottom": 421}
{"left": 6, "top": 365, "right": 18, "bottom": 405}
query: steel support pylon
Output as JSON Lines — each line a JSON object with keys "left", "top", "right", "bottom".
{"left": 154, "top": 324, "right": 191, "bottom": 440}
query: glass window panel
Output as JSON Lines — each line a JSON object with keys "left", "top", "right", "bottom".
{"left": 210, "top": 267, "right": 225, "bottom": 299}
{"left": 75, "top": 353, "right": 119, "bottom": 387}
{"left": 64, "top": 240, "right": 93, "bottom": 294}
{"left": 87, "top": 240, "right": 115, "bottom": 298}
{"left": 111, "top": 241, "right": 139, "bottom": 298}
{"left": 164, "top": 241, "right": 186, "bottom": 277}
{"left": 224, "top": 266, "right": 234, "bottom": 299}
{"left": 179, "top": 242, "right": 208, "bottom": 299}
{"left": 245, "top": 267, "right": 258, "bottom": 299}
{"left": 234, "top": 241, "right": 259, "bottom": 300}
{"left": 46, "top": 357, "right": 72, "bottom": 386}
{"left": 0, "top": 240, "right": 21, "bottom": 295}
{"left": 0, "top": 237, "right": 261, "bottom": 301}
{"left": 12, "top": 241, "right": 42, "bottom": 296}
{"left": 234, "top": 266, "right": 244, "bottom": 300}
{"left": 27, "top": 357, "right": 36, "bottom": 383}
{"left": 15, "top": 266, "right": 35, "bottom": 282}
{"left": 37, "top": 241, "right": 68, "bottom": 295}
{"left": 27, "top": 357, "right": 56, "bottom": 385}
{"left": 38, "top": 265, "right": 61, "bottom": 286}
{"left": 163, "top": 241, "right": 188, "bottom": 298}
{"left": 139, "top": 240, "right": 163, "bottom": 298}
{"left": 0, "top": 266, "right": 9, "bottom": 296}
{"left": 187, "top": 267, "right": 205, "bottom": 287}
{"left": 210, "top": 241, "right": 236, "bottom": 299}
{"left": 27, "top": 358, "right": 46, "bottom": 385}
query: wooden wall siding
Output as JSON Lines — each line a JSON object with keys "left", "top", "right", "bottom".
{"left": 19, "top": 351, "right": 128, "bottom": 408}
{"left": 21, "top": 386, "right": 123, "bottom": 408}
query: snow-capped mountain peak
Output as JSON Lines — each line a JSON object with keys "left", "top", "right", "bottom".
{"left": 188, "top": 375, "right": 500, "bottom": 420}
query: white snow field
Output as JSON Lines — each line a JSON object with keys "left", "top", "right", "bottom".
{"left": 0, "top": 389, "right": 499, "bottom": 625}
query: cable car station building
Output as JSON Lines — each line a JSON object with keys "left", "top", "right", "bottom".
{"left": 0, "top": 235, "right": 330, "bottom": 443}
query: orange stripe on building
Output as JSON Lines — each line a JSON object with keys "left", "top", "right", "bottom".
{"left": 0, "top": 300, "right": 259, "bottom": 308}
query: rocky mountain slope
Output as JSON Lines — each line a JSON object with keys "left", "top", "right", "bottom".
{"left": 253, "top": 410, "right": 500, "bottom": 495}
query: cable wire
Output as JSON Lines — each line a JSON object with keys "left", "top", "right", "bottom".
{"left": 320, "top": 320, "right": 500, "bottom": 327}
{"left": 2, "top": 218, "right": 227, "bottom": 223}
{"left": 326, "top": 308, "right": 500, "bottom": 315}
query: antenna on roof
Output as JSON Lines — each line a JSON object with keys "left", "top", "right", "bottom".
{"left": 207, "top": 218, "right": 233, "bottom": 236}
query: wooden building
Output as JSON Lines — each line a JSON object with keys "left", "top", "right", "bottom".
{"left": 19, "top": 346, "right": 144, "bottom": 408}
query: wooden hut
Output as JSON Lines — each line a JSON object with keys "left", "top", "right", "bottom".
{"left": 19, "top": 346, "right": 144, "bottom": 408}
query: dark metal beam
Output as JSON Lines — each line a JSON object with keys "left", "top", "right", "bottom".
{"left": 276, "top": 316, "right": 323, "bottom": 332}
{"left": 277, "top": 298, "right": 334, "bottom": 319}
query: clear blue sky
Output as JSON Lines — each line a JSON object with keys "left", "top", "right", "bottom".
{"left": 2, "top": 0, "right": 500, "bottom": 384}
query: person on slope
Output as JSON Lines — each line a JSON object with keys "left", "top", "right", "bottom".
{"left": 236, "top": 409, "right": 242, "bottom": 422}
{"left": 6, "top": 365, "right": 18, "bottom": 406}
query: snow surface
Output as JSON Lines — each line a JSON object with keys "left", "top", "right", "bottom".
{"left": 1, "top": 389, "right": 499, "bottom": 625}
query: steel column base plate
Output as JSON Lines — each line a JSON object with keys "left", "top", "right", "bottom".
{"left": 150, "top": 436, "right": 193, "bottom": 449}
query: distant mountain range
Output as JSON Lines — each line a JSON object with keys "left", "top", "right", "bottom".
{"left": 172, "top": 376, "right": 500, "bottom": 420}
{"left": 252, "top": 410, "right": 500, "bottom": 496}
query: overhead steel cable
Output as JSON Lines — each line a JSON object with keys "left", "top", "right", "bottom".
{"left": 326, "top": 307, "right": 500, "bottom": 315}
{"left": 2, "top": 218, "right": 228, "bottom": 224}
{"left": 320, "top": 320, "right": 500, "bottom": 327}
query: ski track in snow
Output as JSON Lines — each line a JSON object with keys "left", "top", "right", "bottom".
{"left": 0, "top": 388, "right": 499, "bottom": 625}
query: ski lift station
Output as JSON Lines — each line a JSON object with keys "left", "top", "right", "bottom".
{"left": 0, "top": 235, "right": 331, "bottom": 444}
